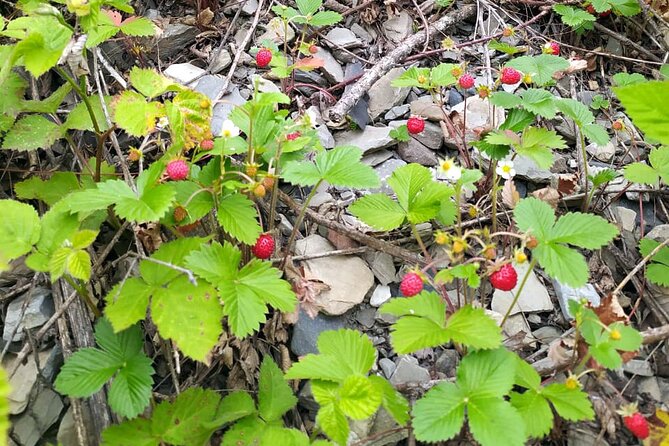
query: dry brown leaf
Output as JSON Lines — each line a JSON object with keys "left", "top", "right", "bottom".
{"left": 564, "top": 58, "right": 589, "bottom": 74}
{"left": 284, "top": 260, "right": 329, "bottom": 318}
{"left": 645, "top": 408, "right": 669, "bottom": 446}
{"left": 531, "top": 187, "right": 560, "bottom": 208}
{"left": 557, "top": 173, "right": 579, "bottom": 196}
{"left": 547, "top": 338, "right": 573, "bottom": 365}
{"left": 502, "top": 179, "right": 520, "bottom": 209}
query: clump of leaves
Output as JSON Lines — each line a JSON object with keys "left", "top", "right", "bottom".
{"left": 639, "top": 238, "right": 669, "bottom": 287}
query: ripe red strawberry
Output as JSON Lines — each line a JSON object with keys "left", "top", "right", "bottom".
{"left": 252, "top": 233, "right": 275, "bottom": 259}
{"left": 286, "top": 131, "right": 301, "bottom": 140}
{"left": 489, "top": 264, "right": 518, "bottom": 291}
{"left": 407, "top": 116, "right": 425, "bottom": 135}
{"left": 256, "top": 48, "right": 272, "bottom": 68}
{"left": 623, "top": 412, "right": 650, "bottom": 439}
{"left": 458, "top": 74, "right": 475, "bottom": 89}
{"left": 309, "top": 45, "right": 318, "bottom": 54}
{"left": 500, "top": 67, "right": 522, "bottom": 85}
{"left": 586, "top": 4, "right": 596, "bottom": 13}
{"left": 200, "top": 139, "right": 214, "bottom": 150}
{"left": 543, "top": 41, "right": 560, "bottom": 55}
{"left": 400, "top": 272, "right": 423, "bottom": 297}
{"left": 166, "top": 159, "right": 189, "bottom": 181}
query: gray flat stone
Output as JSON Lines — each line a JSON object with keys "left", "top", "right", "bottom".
{"left": 435, "top": 349, "right": 459, "bottom": 377}
{"left": 647, "top": 224, "right": 669, "bottom": 242}
{"left": 361, "top": 149, "right": 394, "bottom": 166}
{"left": 211, "top": 87, "right": 246, "bottom": 136}
{"left": 4, "top": 288, "right": 54, "bottom": 342}
{"left": 12, "top": 388, "right": 63, "bottom": 446}
{"left": 314, "top": 47, "right": 344, "bottom": 83}
{"left": 553, "top": 280, "right": 601, "bottom": 320}
{"left": 410, "top": 96, "right": 444, "bottom": 121}
{"left": 368, "top": 68, "right": 411, "bottom": 120}
{"left": 356, "top": 307, "right": 376, "bottom": 328}
{"left": 290, "top": 308, "right": 348, "bottom": 356}
{"left": 385, "top": 105, "right": 410, "bottom": 120}
{"left": 622, "top": 359, "right": 654, "bottom": 377}
{"left": 156, "top": 24, "right": 199, "bottom": 59}
{"left": 383, "top": 11, "right": 412, "bottom": 44}
{"left": 164, "top": 63, "right": 205, "bottom": 85}
{"left": 397, "top": 139, "right": 438, "bottom": 166}
{"left": 334, "top": 126, "right": 395, "bottom": 154}
{"left": 365, "top": 251, "right": 397, "bottom": 286}
{"left": 379, "top": 358, "right": 396, "bottom": 379}
{"left": 324, "top": 28, "right": 362, "bottom": 48}
{"left": 390, "top": 356, "right": 430, "bottom": 386}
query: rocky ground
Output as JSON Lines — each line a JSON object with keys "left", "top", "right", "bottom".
{"left": 2, "top": 0, "right": 669, "bottom": 445}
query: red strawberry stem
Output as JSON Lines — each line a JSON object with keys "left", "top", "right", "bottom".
{"left": 500, "top": 257, "right": 537, "bottom": 327}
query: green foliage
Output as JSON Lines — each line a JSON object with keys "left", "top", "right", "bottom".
{"left": 272, "top": 0, "right": 343, "bottom": 27}
{"left": 624, "top": 146, "right": 669, "bottom": 186}
{"left": 556, "top": 99, "right": 609, "bottom": 145}
{"left": 590, "top": 94, "right": 610, "bottom": 110}
{"left": 553, "top": 5, "right": 596, "bottom": 32}
{"left": 615, "top": 80, "right": 669, "bottom": 145}
{"left": 391, "top": 64, "right": 460, "bottom": 89}
{"left": 590, "top": 0, "right": 640, "bottom": 16}
{"left": 485, "top": 126, "right": 567, "bottom": 169}
{"left": 185, "top": 242, "right": 297, "bottom": 338}
{"left": 514, "top": 198, "right": 618, "bottom": 286}
{"left": 0, "top": 199, "right": 41, "bottom": 263}
{"left": 282, "top": 146, "right": 380, "bottom": 189}
{"left": 412, "top": 349, "right": 593, "bottom": 445}
{"left": 102, "top": 388, "right": 256, "bottom": 446}
{"left": 48, "top": 229, "right": 98, "bottom": 281}
{"left": 639, "top": 238, "right": 669, "bottom": 286}
{"left": 589, "top": 168, "right": 618, "bottom": 188}
{"left": 285, "top": 329, "right": 409, "bottom": 445}
{"left": 506, "top": 55, "right": 569, "bottom": 86}
{"left": 569, "top": 300, "right": 643, "bottom": 369}
{"left": 349, "top": 163, "right": 454, "bottom": 231}
{"left": 55, "top": 318, "right": 154, "bottom": 419}
{"left": 0, "top": 366, "right": 10, "bottom": 446}
{"left": 381, "top": 293, "right": 501, "bottom": 353}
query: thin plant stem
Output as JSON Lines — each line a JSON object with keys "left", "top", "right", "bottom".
{"left": 280, "top": 179, "right": 322, "bottom": 270}
{"left": 63, "top": 276, "right": 102, "bottom": 318}
{"left": 500, "top": 257, "right": 537, "bottom": 327}
{"left": 579, "top": 127, "right": 590, "bottom": 212}
{"left": 491, "top": 160, "right": 499, "bottom": 233}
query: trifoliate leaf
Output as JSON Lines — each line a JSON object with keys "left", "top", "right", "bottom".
{"left": 391, "top": 67, "right": 431, "bottom": 88}
{"left": 412, "top": 382, "right": 466, "bottom": 442}
{"left": 141, "top": 237, "right": 206, "bottom": 285}
{"left": 513, "top": 197, "right": 556, "bottom": 241}
{"left": 309, "top": 10, "right": 343, "bottom": 26}
{"left": 556, "top": 98, "right": 595, "bottom": 126}
{"left": 258, "top": 357, "right": 297, "bottom": 422}
{"left": 54, "top": 348, "right": 121, "bottom": 397}
{"left": 534, "top": 242, "right": 589, "bottom": 287}
{"left": 430, "top": 63, "right": 459, "bottom": 87}
{"left": 552, "top": 5, "right": 595, "bottom": 30}
{"left": 457, "top": 348, "right": 516, "bottom": 399}
{"left": 521, "top": 89, "right": 557, "bottom": 118}
{"left": 550, "top": 211, "right": 619, "bottom": 249}
{"left": 107, "top": 353, "right": 154, "bottom": 418}
{"left": 316, "top": 403, "right": 348, "bottom": 446}
{"left": 105, "top": 278, "right": 154, "bottom": 332}
{"left": 388, "top": 316, "right": 452, "bottom": 353}
{"left": 15, "top": 172, "right": 82, "bottom": 206}
{"left": 542, "top": 383, "right": 594, "bottom": 421}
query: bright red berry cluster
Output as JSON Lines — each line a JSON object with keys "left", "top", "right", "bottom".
{"left": 200, "top": 139, "right": 214, "bottom": 150}
{"left": 489, "top": 264, "right": 518, "bottom": 291}
{"left": 407, "top": 116, "right": 425, "bottom": 135}
{"left": 286, "top": 131, "right": 301, "bottom": 141}
{"left": 458, "top": 74, "right": 475, "bottom": 89}
{"left": 166, "top": 159, "right": 189, "bottom": 181}
{"left": 400, "top": 272, "right": 424, "bottom": 297}
{"left": 623, "top": 412, "right": 649, "bottom": 439}
{"left": 252, "top": 233, "right": 275, "bottom": 259}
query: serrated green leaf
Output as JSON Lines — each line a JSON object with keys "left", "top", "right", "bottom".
{"left": 221, "top": 416, "right": 266, "bottom": 446}
{"left": 521, "top": 89, "right": 557, "bottom": 118}
{"left": 535, "top": 242, "right": 589, "bottom": 287}
{"left": 101, "top": 419, "right": 157, "bottom": 446}
{"left": 0, "top": 199, "right": 40, "bottom": 261}
{"left": 0, "top": 71, "right": 27, "bottom": 117}
{"left": 609, "top": 323, "right": 643, "bottom": 352}
{"left": 488, "top": 40, "right": 524, "bottom": 55}
{"left": 368, "top": 375, "right": 410, "bottom": 425}
{"left": 517, "top": 127, "right": 566, "bottom": 169}
{"left": 120, "top": 16, "right": 156, "bottom": 37}
{"left": 509, "top": 390, "right": 553, "bottom": 439}
{"left": 500, "top": 108, "right": 536, "bottom": 132}
{"left": 21, "top": 83, "right": 71, "bottom": 113}
{"left": 258, "top": 357, "right": 297, "bottom": 422}
{"left": 13, "top": 20, "right": 72, "bottom": 77}
{"left": 114, "top": 183, "right": 176, "bottom": 223}
{"left": 506, "top": 55, "right": 569, "bottom": 86}
{"left": 283, "top": 146, "right": 379, "bottom": 189}
{"left": 390, "top": 66, "right": 430, "bottom": 88}
{"left": 130, "top": 67, "right": 180, "bottom": 98}
{"left": 613, "top": 72, "right": 647, "bottom": 87}
{"left": 1, "top": 114, "right": 61, "bottom": 151}
{"left": 550, "top": 212, "right": 618, "bottom": 249}
{"left": 339, "top": 375, "right": 382, "bottom": 420}
{"left": 317, "top": 329, "right": 376, "bottom": 375}
{"left": 217, "top": 193, "right": 262, "bottom": 244}
{"left": 54, "top": 348, "right": 120, "bottom": 397}
{"left": 582, "top": 123, "right": 610, "bottom": 145}
{"left": 412, "top": 382, "right": 466, "bottom": 442}
{"left": 348, "top": 193, "right": 406, "bottom": 231}
{"left": 613, "top": 81, "right": 669, "bottom": 144}
{"left": 64, "top": 96, "right": 113, "bottom": 132}
{"left": 458, "top": 348, "right": 516, "bottom": 399}
{"left": 113, "top": 91, "right": 165, "bottom": 136}
{"left": 67, "top": 249, "right": 91, "bottom": 281}
{"left": 542, "top": 383, "right": 594, "bottom": 421}
{"left": 649, "top": 146, "right": 669, "bottom": 183}
{"left": 647, "top": 261, "right": 669, "bottom": 285}
{"left": 513, "top": 356, "right": 541, "bottom": 390}
{"left": 389, "top": 317, "right": 451, "bottom": 353}
{"left": 105, "top": 278, "right": 154, "bottom": 332}
{"left": 15, "top": 172, "right": 82, "bottom": 206}
{"left": 151, "top": 277, "right": 222, "bottom": 362}
{"left": 296, "top": 0, "right": 322, "bottom": 15}
{"left": 285, "top": 355, "right": 351, "bottom": 382}
{"left": 142, "top": 237, "right": 206, "bottom": 285}
{"left": 552, "top": 5, "right": 595, "bottom": 30}
{"left": 590, "top": 168, "right": 618, "bottom": 188}
{"left": 467, "top": 398, "right": 526, "bottom": 446}
{"left": 445, "top": 305, "right": 502, "bottom": 349}
{"left": 489, "top": 91, "right": 523, "bottom": 109}
{"left": 316, "top": 403, "right": 348, "bottom": 446}
{"left": 380, "top": 292, "right": 445, "bottom": 326}
{"left": 556, "top": 98, "right": 595, "bottom": 126}
{"left": 624, "top": 162, "right": 659, "bottom": 185}
{"left": 309, "top": 10, "right": 342, "bottom": 26}
{"left": 430, "top": 63, "right": 459, "bottom": 87}
{"left": 107, "top": 353, "right": 154, "bottom": 418}
{"left": 513, "top": 197, "right": 555, "bottom": 241}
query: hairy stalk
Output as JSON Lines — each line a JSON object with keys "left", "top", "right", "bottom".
{"left": 578, "top": 127, "right": 590, "bottom": 211}
{"left": 500, "top": 257, "right": 537, "bottom": 327}
{"left": 491, "top": 160, "right": 498, "bottom": 233}
{"left": 280, "top": 179, "right": 323, "bottom": 270}
{"left": 63, "top": 276, "right": 102, "bottom": 318}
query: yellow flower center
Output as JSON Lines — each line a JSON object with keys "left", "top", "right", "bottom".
{"left": 441, "top": 160, "right": 453, "bottom": 171}
{"left": 502, "top": 165, "right": 512, "bottom": 173}
{"left": 223, "top": 130, "right": 231, "bottom": 137}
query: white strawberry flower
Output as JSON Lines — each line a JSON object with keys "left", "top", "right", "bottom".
{"left": 496, "top": 160, "right": 516, "bottom": 180}
{"left": 221, "top": 119, "right": 240, "bottom": 138}
{"left": 437, "top": 157, "right": 462, "bottom": 182}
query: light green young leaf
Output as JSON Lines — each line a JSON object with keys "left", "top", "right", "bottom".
{"left": 258, "top": 357, "right": 297, "bottom": 422}
{"left": 430, "top": 63, "right": 459, "bottom": 87}
{"left": 368, "top": 375, "right": 410, "bottom": 425}
{"left": 282, "top": 146, "right": 379, "bottom": 189}
{"left": 556, "top": 98, "right": 595, "bottom": 126}
{"left": 221, "top": 416, "right": 266, "bottom": 446}
{"left": 549, "top": 212, "right": 619, "bottom": 249}
{"left": 316, "top": 403, "right": 348, "bottom": 446}
{"left": 380, "top": 292, "right": 446, "bottom": 326}
{"left": 624, "top": 162, "right": 659, "bottom": 186}
{"left": 457, "top": 348, "right": 516, "bottom": 400}
{"left": 317, "top": 328, "right": 376, "bottom": 375}
{"left": 513, "top": 197, "right": 555, "bottom": 241}
{"left": 640, "top": 238, "right": 669, "bottom": 286}
{"left": 412, "top": 382, "right": 466, "bottom": 442}
{"left": 15, "top": 172, "right": 82, "bottom": 206}
{"left": 309, "top": 11, "right": 342, "bottom": 26}
{"left": 390, "top": 67, "right": 430, "bottom": 88}
{"left": 338, "top": 375, "right": 382, "bottom": 420}
{"left": 67, "top": 249, "right": 92, "bottom": 281}
{"left": 129, "top": 67, "right": 181, "bottom": 98}
{"left": 0, "top": 199, "right": 40, "bottom": 261}
{"left": 542, "top": 383, "right": 595, "bottom": 421}
{"left": 119, "top": 17, "right": 156, "bottom": 37}
{"left": 506, "top": 55, "right": 569, "bottom": 86}
{"left": 348, "top": 194, "right": 406, "bottom": 231}
{"left": 489, "top": 91, "right": 523, "bottom": 109}
{"left": 553, "top": 4, "right": 596, "bottom": 30}
{"left": 615, "top": 81, "right": 669, "bottom": 145}
{"left": 509, "top": 390, "right": 553, "bottom": 439}
{"left": 445, "top": 305, "right": 502, "bottom": 349}
{"left": 1, "top": 114, "right": 62, "bottom": 151}
{"left": 113, "top": 90, "right": 165, "bottom": 136}
{"left": 217, "top": 193, "right": 262, "bottom": 244}
{"left": 105, "top": 278, "right": 154, "bottom": 332}
{"left": 296, "top": 0, "right": 322, "bottom": 15}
